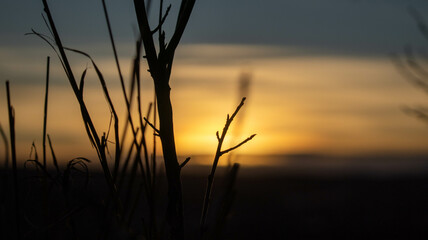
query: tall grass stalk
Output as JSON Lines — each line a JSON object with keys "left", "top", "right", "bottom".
{"left": 6, "top": 80, "right": 20, "bottom": 239}
{"left": 15, "top": 0, "right": 256, "bottom": 239}
{"left": 42, "top": 56, "right": 50, "bottom": 168}
{"left": 41, "top": 0, "right": 122, "bottom": 216}
{"left": 0, "top": 123, "right": 9, "bottom": 169}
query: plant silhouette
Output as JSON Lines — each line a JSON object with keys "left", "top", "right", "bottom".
{"left": 394, "top": 7, "right": 428, "bottom": 124}
{"left": 0, "top": 0, "right": 255, "bottom": 239}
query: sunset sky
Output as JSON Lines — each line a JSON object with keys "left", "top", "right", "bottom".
{"left": 1, "top": 0, "right": 428, "bottom": 165}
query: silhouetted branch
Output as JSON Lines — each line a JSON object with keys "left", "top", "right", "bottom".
{"left": 133, "top": 1, "right": 199, "bottom": 238}
{"left": 133, "top": 0, "right": 158, "bottom": 75}
{"left": 200, "top": 97, "right": 255, "bottom": 238}
{"left": 391, "top": 53, "right": 428, "bottom": 94}
{"left": 403, "top": 106, "right": 428, "bottom": 123}
{"left": 144, "top": 117, "right": 160, "bottom": 135}
{"left": 179, "top": 157, "right": 191, "bottom": 169}
{"left": 151, "top": 4, "right": 171, "bottom": 35}
{"left": 404, "top": 46, "right": 428, "bottom": 78}
{"left": 220, "top": 134, "right": 256, "bottom": 156}
{"left": 165, "top": 0, "right": 196, "bottom": 57}
{"left": 408, "top": 6, "right": 428, "bottom": 43}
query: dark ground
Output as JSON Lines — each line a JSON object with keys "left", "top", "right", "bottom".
{"left": 184, "top": 165, "right": 428, "bottom": 240}
{"left": 1, "top": 164, "right": 428, "bottom": 239}
{"left": 222, "top": 170, "right": 428, "bottom": 239}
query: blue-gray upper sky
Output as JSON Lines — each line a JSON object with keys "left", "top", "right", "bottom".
{"left": 1, "top": 0, "right": 428, "bottom": 56}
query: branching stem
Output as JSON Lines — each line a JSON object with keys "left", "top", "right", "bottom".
{"left": 200, "top": 97, "right": 255, "bottom": 237}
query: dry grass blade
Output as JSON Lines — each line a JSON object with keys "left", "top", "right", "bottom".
{"left": 64, "top": 46, "right": 121, "bottom": 164}
{"left": 79, "top": 67, "right": 87, "bottom": 97}
{"left": 47, "top": 134, "right": 60, "bottom": 174}
{"left": 101, "top": 0, "right": 126, "bottom": 99}
{"left": 43, "top": 56, "right": 50, "bottom": 168}
{"left": 24, "top": 160, "right": 54, "bottom": 181}
{"left": 42, "top": 0, "right": 122, "bottom": 217}
{"left": 117, "top": 128, "right": 138, "bottom": 189}
{"left": 6, "top": 81, "right": 20, "bottom": 239}
{"left": 123, "top": 154, "right": 142, "bottom": 218}
{"left": 41, "top": 0, "right": 101, "bottom": 160}
{"left": 29, "top": 142, "right": 40, "bottom": 165}
{"left": 26, "top": 30, "right": 68, "bottom": 78}
{"left": 117, "top": 39, "right": 143, "bottom": 168}
{"left": 0, "top": 122, "right": 9, "bottom": 169}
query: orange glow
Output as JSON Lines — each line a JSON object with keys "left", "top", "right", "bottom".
{"left": 1, "top": 44, "right": 428, "bottom": 166}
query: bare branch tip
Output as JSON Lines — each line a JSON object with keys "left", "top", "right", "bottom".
{"left": 143, "top": 117, "right": 160, "bottom": 134}
{"left": 179, "top": 157, "right": 191, "bottom": 169}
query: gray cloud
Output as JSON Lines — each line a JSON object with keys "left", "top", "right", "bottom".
{"left": 2, "top": 0, "right": 428, "bottom": 57}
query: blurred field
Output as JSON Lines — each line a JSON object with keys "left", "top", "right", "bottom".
{"left": 2, "top": 155, "right": 428, "bottom": 239}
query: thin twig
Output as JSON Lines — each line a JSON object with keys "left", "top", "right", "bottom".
{"left": 408, "top": 6, "right": 428, "bottom": 43}
{"left": 220, "top": 134, "right": 256, "bottom": 156}
{"left": 151, "top": 4, "right": 171, "bottom": 35}
{"left": 179, "top": 157, "right": 191, "bottom": 169}
{"left": 101, "top": 0, "right": 127, "bottom": 170}
{"left": 144, "top": 117, "right": 160, "bottom": 135}
{"left": 200, "top": 97, "right": 255, "bottom": 238}
{"left": 151, "top": 93, "right": 157, "bottom": 187}
{"left": 391, "top": 53, "right": 428, "bottom": 94}
{"left": 117, "top": 38, "right": 144, "bottom": 181}
{"left": 42, "top": 56, "right": 50, "bottom": 168}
